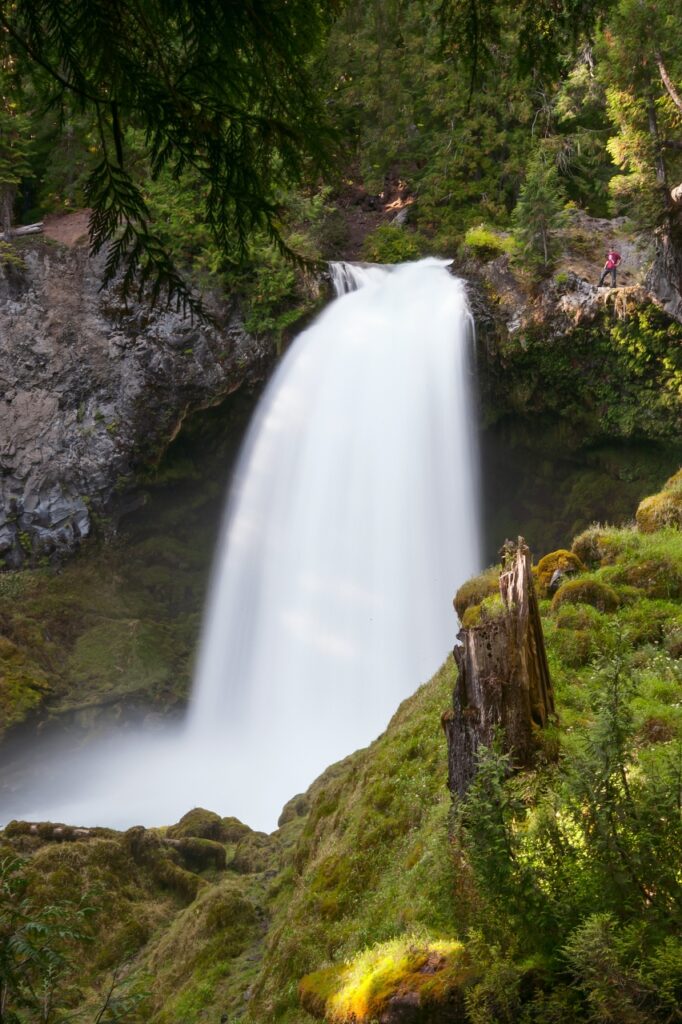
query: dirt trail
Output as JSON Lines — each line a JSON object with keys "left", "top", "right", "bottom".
{"left": 43, "top": 209, "right": 91, "bottom": 247}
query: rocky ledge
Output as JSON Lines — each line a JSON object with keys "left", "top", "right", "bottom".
{"left": 0, "top": 240, "right": 270, "bottom": 567}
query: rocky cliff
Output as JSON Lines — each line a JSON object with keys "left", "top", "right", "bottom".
{"left": 0, "top": 238, "right": 271, "bottom": 568}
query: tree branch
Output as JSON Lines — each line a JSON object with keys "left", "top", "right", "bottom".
{"left": 655, "top": 51, "right": 682, "bottom": 115}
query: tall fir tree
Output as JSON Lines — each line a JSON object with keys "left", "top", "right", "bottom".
{"left": 512, "top": 152, "right": 568, "bottom": 268}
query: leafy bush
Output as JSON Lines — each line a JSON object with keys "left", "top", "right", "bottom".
{"left": 463, "top": 224, "right": 516, "bottom": 261}
{"left": 361, "top": 224, "right": 425, "bottom": 264}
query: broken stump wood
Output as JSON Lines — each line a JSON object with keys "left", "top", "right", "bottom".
{"left": 443, "top": 538, "right": 555, "bottom": 799}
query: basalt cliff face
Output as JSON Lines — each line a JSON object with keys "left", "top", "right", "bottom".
{"left": 0, "top": 240, "right": 271, "bottom": 568}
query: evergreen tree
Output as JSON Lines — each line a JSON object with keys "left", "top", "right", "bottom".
{"left": 598, "top": 0, "right": 682, "bottom": 225}
{"left": 0, "top": 1, "right": 338, "bottom": 310}
{"left": 512, "top": 152, "right": 568, "bottom": 269}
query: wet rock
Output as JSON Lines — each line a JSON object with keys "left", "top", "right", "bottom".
{"left": 0, "top": 242, "right": 269, "bottom": 565}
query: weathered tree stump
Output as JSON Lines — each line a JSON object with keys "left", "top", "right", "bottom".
{"left": 443, "top": 538, "right": 555, "bottom": 798}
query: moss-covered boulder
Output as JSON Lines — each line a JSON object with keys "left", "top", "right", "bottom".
{"left": 551, "top": 578, "right": 620, "bottom": 613}
{"left": 453, "top": 565, "right": 499, "bottom": 621}
{"left": 175, "top": 837, "right": 227, "bottom": 872}
{"left": 607, "top": 558, "right": 682, "bottom": 599}
{"left": 536, "top": 549, "right": 585, "bottom": 597}
{"left": 636, "top": 468, "right": 682, "bottom": 533}
{"left": 277, "top": 793, "right": 310, "bottom": 827}
{"left": 220, "top": 815, "right": 253, "bottom": 843}
{"left": 231, "top": 831, "right": 279, "bottom": 874}
{"left": 167, "top": 807, "right": 227, "bottom": 841}
{"left": 298, "top": 938, "right": 476, "bottom": 1023}
{"left": 571, "top": 526, "right": 614, "bottom": 568}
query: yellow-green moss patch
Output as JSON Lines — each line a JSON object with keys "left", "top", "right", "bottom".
{"left": 636, "top": 490, "right": 682, "bottom": 533}
{"left": 299, "top": 937, "right": 474, "bottom": 1022}
{"left": 551, "top": 578, "right": 620, "bottom": 613}
{"left": 453, "top": 566, "right": 500, "bottom": 621}
{"left": 536, "top": 549, "right": 585, "bottom": 597}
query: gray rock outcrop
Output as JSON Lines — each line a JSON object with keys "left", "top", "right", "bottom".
{"left": 0, "top": 241, "right": 269, "bottom": 567}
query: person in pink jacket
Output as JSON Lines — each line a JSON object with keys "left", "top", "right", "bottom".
{"left": 598, "top": 247, "right": 622, "bottom": 287}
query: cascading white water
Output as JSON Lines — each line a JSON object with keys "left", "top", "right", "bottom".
{"left": 0, "top": 258, "right": 481, "bottom": 833}
{"left": 185, "top": 257, "right": 481, "bottom": 803}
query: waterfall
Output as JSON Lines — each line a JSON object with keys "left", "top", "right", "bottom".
{"left": 0, "top": 258, "right": 481, "bottom": 832}
{"left": 186, "top": 257, "right": 481, "bottom": 814}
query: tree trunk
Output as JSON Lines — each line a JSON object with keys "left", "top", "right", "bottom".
{"left": 655, "top": 52, "right": 682, "bottom": 116}
{"left": 443, "top": 538, "right": 555, "bottom": 799}
{"left": 0, "top": 187, "right": 14, "bottom": 241}
{"left": 646, "top": 90, "right": 671, "bottom": 212}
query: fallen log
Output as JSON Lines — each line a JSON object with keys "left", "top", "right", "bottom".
{"left": 10, "top": 222, "right": 44, "bottom": 236}
{"left": 443, "top": 537, "right": 555, "bottom": 799}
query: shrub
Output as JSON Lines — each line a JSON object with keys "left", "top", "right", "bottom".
{"left": 361, "top": 224, "right": 425, "bottom": 264}
{"left": 463, "top": 223, "right": 515, "bottom": 261}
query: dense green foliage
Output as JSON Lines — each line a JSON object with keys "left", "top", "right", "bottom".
{"left": 0, "top": 0, "right": 338, "bottom": 309}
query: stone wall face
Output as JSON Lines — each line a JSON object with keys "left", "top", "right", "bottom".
{"left": 0, "top": 243, "right": 268, "bottom": 566}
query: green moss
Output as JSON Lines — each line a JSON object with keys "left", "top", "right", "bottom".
{"left": 551, "top": 577, "right": 620, "bottom": 613}
{"left": 250, "top": 660, "right": 458, "bottom": 1021}
{"left": 636, "top": 490, "right": 682, "bottom": 533}
{"left": 571, "top": 525, "right": 616, "bottom": 568}
{"left": 604, "top": 557, "right": 682, "bottom": 600}
{"left": 536, "top": 549, "right": 585, "bottom": 597}
{"left": 176, "top": 837, "right": 227, "bottom": 872}
{"left": 231, "top": 832, "right": 279, "bottom": 875}
{"left": 145, "top": 880, "right": 262, "bottom": 1023}
{"left": 0, "top": 635, "right": 51, "bottom": 737}
{"left": 65, "top": 619, "right": 175, "bottom": 707}
{"left": 453, "top": 565, "right": 500, "bottom": 621}
{"left": 299, "top": 937, "right": 473, "bottom": 1022}
{"left": 462, "top": 592, "right": 506, "bottom": 628}
{"left": 167, "top": 807, "right": 229, "bottom": 841}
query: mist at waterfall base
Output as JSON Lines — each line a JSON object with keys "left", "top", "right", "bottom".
{"left": 1, "top": 259, "right": 481, "bottom": 833}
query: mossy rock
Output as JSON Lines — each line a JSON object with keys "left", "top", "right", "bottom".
{"left": 231, "top": 831, "right": 279, "bottom": 874}
{"left": 453, "top": 566, "right": 499, "bottom": 620}
{"left": 278, "top": 793, "right": 310, "bottom": 827}
{"left": 571, "top": 526, "right": 614, "bottom": 568}
{"left": 298, "top": 938, "right": 476, "bottom": 1023}
{"left": 124, "top": 825, "right": 205, "bottom": 902}
{"left": 607, "top": 558, "right": 682, "bottom": 600}
{"left": 536, "top": 549, "right": 585, "bottom": 597}
{"left": 176, "top": 837, "right": 227, "bottom": 872}
{"left": 636, "top": 490, "right": 682, "bottom": 533}
{"left": 220, "top": 815, "right": 253, "bottom": 843}
{"left": 167, "top": 807, "right": 227, "bottom": 841}
{"left": 551, "top": 578, "right": 620, "bottom": 613}
{"left": 149, "top": 851, "right": 205, "bottom": 902}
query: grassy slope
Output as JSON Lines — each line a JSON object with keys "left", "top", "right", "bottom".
{"left": 1, "top": 480, "right": 680, "bottom": 1024}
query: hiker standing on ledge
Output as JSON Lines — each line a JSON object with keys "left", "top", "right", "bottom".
{"left": 598, "top": 246, "right": 622, "bottom": 287}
